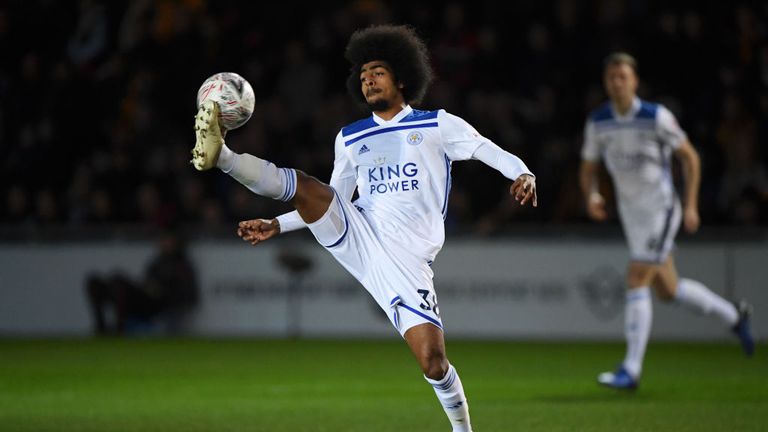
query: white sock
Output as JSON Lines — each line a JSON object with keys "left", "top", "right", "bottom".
{"left": 623, "top": 286, "right": 652, "bottom": 379}
{"left": 424, "top": 364, "right": 472, "bottom": 432}
{"left": 217, "top": 144, "right": 296, "bottom": 202}
{"left": 675, "top": 278, "right": 739, "bottom": 325}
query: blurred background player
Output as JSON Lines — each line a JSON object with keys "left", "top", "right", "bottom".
{"left": 579, "top": 52, "right": 754, "bottom": 390}
{"left": 192, "top": 24, "right": 537, "bottom": 431}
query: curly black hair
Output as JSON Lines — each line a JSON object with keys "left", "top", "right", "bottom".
{"left": 344, "top": 24, "right": 434, "bottom": 106}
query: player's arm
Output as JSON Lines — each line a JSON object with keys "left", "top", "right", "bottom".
{"left": 657, "top": 105, "right": 700, "bottom": 233}
{"left": 238, "top": 133, "right": 357, "bottom": 245}
{"left": 439, "top": 110, "right": 536, "bottom": 207}
{"left": 579, "top": 120, "right": 606, "bottom": 221}
{"left": 471, "top": 142, "right": 537, "bottom": 207}
{"left": 674, "top": 139, "right": 701, "bottom": 233}
{"left": 579, "top": 160, "right": 607, "bottom": 221}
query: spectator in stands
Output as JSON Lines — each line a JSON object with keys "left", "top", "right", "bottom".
{"left": 84, "top": 229, "right": 198, "bottom": 335}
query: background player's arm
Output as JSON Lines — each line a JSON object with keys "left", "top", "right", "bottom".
{"left": 674, "top": 140, "right": 701, "bottom": 233}
{"left": 579, "top": 160, "right": 607, "bottom": 221}
{"left": 656, "top": 105, "right": 700, "bottom": 233}
{"left": 579, "top": 119, "right": 606, "bottom": 221}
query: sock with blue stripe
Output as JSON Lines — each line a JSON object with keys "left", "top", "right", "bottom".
{"left": 217, "top": 144, "right": 296, "bottom": 202}
{"left": 424, "top": 364, "right": 472, "bottom": 432}
{"left": 623, "top": 286, "right": 652, "bottom": 378}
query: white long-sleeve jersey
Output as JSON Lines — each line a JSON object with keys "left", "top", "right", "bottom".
{"left": 278, "top": 105, "right": 532, "bottom": 262}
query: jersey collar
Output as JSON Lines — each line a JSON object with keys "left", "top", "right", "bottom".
{"left": 611, "top": 97, "right": 641, "bottom": 122}
{"left": 372, "top": 104, "right": 412, "bottom": 125}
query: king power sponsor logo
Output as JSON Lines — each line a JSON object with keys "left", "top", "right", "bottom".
{"left": 367, "top": 162, "right": 420, "bottom": 194}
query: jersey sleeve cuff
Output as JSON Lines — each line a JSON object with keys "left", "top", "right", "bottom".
{"left": 276, "top": 211, "right": 306, "bottom": 233}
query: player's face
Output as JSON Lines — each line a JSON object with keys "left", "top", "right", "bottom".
{"left": 604, "top": 63, "right": 638, "bottom": 104}
{"left": 360, "top": 60, "right": 404, "bottom": 111}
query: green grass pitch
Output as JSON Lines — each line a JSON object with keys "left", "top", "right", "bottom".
{"left": 0, "top": 339, "right": 765, "bottom": 431}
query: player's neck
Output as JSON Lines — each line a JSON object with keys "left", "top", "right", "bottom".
{"left": 374, "top": 102, "right": 407, "bottom": 121}
{"left": 612, "top": 98, "right": 634, "bottom": 116}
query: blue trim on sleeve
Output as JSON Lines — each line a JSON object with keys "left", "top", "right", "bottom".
{"left": 441, "top": 154, "right": 452, "bottom": 219}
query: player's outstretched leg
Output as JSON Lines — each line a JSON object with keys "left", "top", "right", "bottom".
{"left": 191, "top": 100, "right": 334, "bottom": 224}
{"left": 405, "top": 324, "right": 472, "bottom": 432}
{"left": 674, "top": 279, "right": 754, "bottom": 356}
{"left": 192, "top": 100, "right": 297, "bottom": 200}
{"left": 192, "top": 100, "right": 225, "bottom": 171}
{"left": 653, "top": 257, "right": 754, "bottom": 357}
{"left": 731, "top": 300, "right": 755, "bottom": 357}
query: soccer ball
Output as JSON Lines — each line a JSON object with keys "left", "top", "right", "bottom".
{"left": 196, "top": 72, "right": 255, "bottom": 130}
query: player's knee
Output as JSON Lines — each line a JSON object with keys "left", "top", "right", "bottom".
{"left": 420, "top": 349, "right": 449, "bottom": 380}
{"left": 626, "top": 272, "right": 651, "bottom": 289}
{"left": 653, "top": 283, "right": 676, "bottom": 302}
{"left": 292, "top": 171, "right": 334, "bottom": 222}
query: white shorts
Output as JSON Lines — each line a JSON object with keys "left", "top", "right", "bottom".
{"left": 305, "top": 191, "right": 443, "bottom": 336}
{"left": 619, "top": 199, "right": 681, "bottom": 264}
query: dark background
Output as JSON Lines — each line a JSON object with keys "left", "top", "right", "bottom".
{"left": 2, "top": 0, "right": 767, "bottom": 236}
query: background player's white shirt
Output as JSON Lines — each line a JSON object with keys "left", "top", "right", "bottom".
{"left": 582, "top": 97, "right": 687, "bottom": 217}
{"left": 330, "top": 105, "right": 489, "bottom": 262}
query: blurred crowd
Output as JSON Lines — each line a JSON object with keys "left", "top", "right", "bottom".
{"left": 1, "top": 0, "right": 767, "bottom": 236}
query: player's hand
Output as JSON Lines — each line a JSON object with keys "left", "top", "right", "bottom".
{"left": 586, "top": 192, "right": 607, "bottom": 221}
{"left": 511, "top": 174, "right": 537, "bottom": 207}
{"left": 237, "top": 218, "right": 280, "bottom": 246}
{"left": 683, "top": 206, "right": 700, "bottom": 233}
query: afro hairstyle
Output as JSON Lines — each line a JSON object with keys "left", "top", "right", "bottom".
{"left": 344, "top": 24, "right": 434, "bottom": 106}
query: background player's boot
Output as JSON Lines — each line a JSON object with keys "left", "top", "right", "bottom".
{"left": 598, "top": 366, "right": 638, "bottom": 390}
{"left": 732, "top": 300, "right": 754, "bottom": 357}
{"left": 191, "top": 100, "right": 224, "bottom": 171}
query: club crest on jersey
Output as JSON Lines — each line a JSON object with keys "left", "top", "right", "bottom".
{"left": 406, "top": 131, "right": 424, "bottom": 145}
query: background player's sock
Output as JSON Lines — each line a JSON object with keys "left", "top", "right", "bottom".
{"left": 675, "top": 278, "right": 739, "bottom": 325}
{"left": 424, "top": 364, "right": 472, "bottom": 432}
{"left": 217, "top": 144, "right": 296, "bottom": 202}
{"left": 623, "top": 286, "right": 652, "bottom": 378}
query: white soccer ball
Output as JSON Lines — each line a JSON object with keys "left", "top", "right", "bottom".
{"left": 196, "top": 72, "right": 255, "bottom": 130}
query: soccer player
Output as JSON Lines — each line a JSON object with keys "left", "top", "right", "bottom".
{"left": 191, "top": 25, "right": 537, "bottom": 431}
{"left": 580, "top": 52, "right": 755, "bottom": 390}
